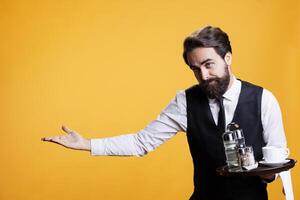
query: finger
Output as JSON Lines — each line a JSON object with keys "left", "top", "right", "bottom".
{"left": 42, "top": 135, "right": 63, "bottom": 142}
{"left": 44, "top": 137, "right": 67, "bottom": 147}
{"left": 49, "top": 136, "right": 67, "bottom": 144}
{"left": 41, "top": 136, "right": 53, "bottom": 141}
{"left": 62, "top": 125, "right": 73, "bottom": 134}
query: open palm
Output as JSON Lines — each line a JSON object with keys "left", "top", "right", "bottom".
{"left": 42, "top": 126, "right": 90, "bottom": 151}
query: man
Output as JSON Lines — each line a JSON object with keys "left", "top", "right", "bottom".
{"left": 42, "top": 26, "right": 287, "bottom": 200}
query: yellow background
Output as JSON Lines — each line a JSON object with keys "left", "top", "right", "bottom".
{"left": 1, "top": 0, "right": 299, "bottom": 199}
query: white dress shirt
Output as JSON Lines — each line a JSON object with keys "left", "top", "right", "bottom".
{"left": 91, "top": 77, "right": 287, "bottom": 156}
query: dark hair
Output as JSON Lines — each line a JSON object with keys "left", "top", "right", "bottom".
{"left": 183, "top": 26, "right": 232, "bottom": 66}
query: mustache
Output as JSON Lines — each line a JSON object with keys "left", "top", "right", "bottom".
{"left": 201, "top": 77, "right": 219, "bottom": 85}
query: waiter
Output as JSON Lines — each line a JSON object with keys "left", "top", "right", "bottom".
{"left": 42, "top": 26, "right": 287, "bottom": 200}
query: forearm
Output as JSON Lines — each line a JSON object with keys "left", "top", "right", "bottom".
{"left": 90, "top": 133, "right": 148, "bottom": 156}
{"left": 90, "top": 91, "right": 186, "bottom": 156}
{"left": 90, "top": 118, "right": 182, "bottom": 156}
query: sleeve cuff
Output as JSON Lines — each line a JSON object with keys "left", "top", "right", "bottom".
{"left": 90, "top": 139, "right": 106, "bottom": 156}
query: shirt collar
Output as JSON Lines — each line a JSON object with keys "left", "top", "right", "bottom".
{"left": 222, "top": 76, "right": 241, "bottom": 102}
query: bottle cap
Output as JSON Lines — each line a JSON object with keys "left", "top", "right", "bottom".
{"left": 226, "top": 122, "right": 240, "bottom": 131}
{"left": 222, "top": 131, "right": 236, "bottom": 141}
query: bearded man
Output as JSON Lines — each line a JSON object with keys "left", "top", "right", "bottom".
{"left": 42, "top": 26, "right": 287, "bottom": 200}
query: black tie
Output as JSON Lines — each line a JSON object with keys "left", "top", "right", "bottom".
{"left": 217, "top": 97, "right": 226, "bottom": 132}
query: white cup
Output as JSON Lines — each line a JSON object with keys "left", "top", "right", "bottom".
{"left": 262, "top": 146, "right": 289, "bottom": 163}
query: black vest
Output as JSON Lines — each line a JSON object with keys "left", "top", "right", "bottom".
{"left": 186, "top": 80, "right": 268, "bottom": 200}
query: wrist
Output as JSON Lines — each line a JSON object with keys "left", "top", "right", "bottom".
{"left": 83, "top": 139, "right": 91, "bottom": 151}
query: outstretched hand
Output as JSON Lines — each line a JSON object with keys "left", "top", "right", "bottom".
{"left": 41, "top": 126, "right": 91, "bottom": 151}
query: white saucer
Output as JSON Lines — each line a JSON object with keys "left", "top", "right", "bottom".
{"left": 259, "top": 159, "right": 290, "bottom": 166}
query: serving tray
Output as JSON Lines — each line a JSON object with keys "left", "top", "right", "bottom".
{"left": 216, "top": 159, "right": 296, "bottom": 177}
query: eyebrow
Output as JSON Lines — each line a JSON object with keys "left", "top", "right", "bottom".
{"left": 200, "top": 58, "right": 213, "bottom": 65}
{"left": 189, "top": 58, "right": 213, "bottom": 69}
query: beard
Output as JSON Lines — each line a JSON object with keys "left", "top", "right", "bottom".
{"left": 199, "top": 66, "right": 231, "bottom": 99}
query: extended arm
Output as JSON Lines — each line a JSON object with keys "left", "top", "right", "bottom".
{"left": 41, "top": 91, "right": 187, "bottom": 156}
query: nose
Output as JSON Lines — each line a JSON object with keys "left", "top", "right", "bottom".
{"left": 200, "top": 67, "right": 209, "bottom": 81}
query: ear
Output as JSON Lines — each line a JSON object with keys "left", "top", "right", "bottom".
{"left": 224, "top": 52, "right": 232, "bottom": 66}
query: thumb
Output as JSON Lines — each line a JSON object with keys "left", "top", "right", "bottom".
{"left": 62, "top": 125, "right": 73, "bottom": 134}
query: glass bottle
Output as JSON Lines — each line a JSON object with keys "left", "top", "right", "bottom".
{"left": 222, "top": 130, "right": 241, "bottom": 172}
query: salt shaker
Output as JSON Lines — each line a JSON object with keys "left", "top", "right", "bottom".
{"left": 238, "top": 146, "right": 256, "bottom": 167}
